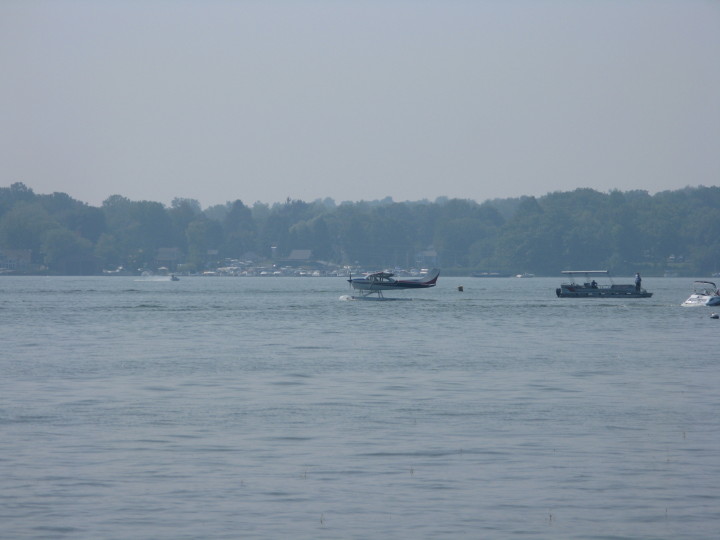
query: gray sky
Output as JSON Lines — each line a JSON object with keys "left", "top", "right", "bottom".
{"left": 1, "top": 0, "right": 718, "bottom": 208}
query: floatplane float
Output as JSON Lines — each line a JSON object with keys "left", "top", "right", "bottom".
{"left": 342, "top": 268, "right": 440, "bottom": 300}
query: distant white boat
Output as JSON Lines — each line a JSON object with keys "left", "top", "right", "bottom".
{"left": 681, "top": 281, "right": 720, "bottom": 307}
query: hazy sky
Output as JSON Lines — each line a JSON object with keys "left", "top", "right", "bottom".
{"left": 2, "top": 1, "right": 718, "bottom": 208}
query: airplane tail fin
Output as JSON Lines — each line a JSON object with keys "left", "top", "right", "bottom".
{"left": 422, "top": 268, "right": 440, "bottom": 285}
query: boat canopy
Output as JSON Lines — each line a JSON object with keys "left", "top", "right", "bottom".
{"left": 561, "top": 270, "right": 609, "bottom": 275}
{"left": 692, "top": 281, "right": 717, "bottom": 294}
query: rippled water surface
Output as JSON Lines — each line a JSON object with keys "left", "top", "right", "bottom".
{"left": 1, "top": 276, "right": 718, "bottom": 539}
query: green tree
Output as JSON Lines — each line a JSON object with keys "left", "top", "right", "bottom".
{"left": 0, "top": 202, "right": 57, "bottom": 259}
{"left": 222, "top": 200, "right": 257, "bottom": 258}
{"left": 94, "top": 233, "right": 123, "bottom": 269}
{"left": 102, "top": 196, "right": 174, "bottom": 269}
{"left": 169, "top": 198, "right": 201, "bottom": 251}
{"left": 0, "top": 182, "right": 36, "bottom": 216}
{"left": 186, "top": 218, "right": 223, "bottom": 270}
{"left": 42, "top": 228, "right": 95, "bottom": 274}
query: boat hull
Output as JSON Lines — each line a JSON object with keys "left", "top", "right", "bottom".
{"left": 682, "top": 294, "right": 720, "bottom": 307}
{"left": 556, "top": 286, "right": 652, "bottom": 298}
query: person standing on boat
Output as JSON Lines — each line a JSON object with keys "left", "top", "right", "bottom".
{"left": 635, "top": 273, "right": 642, "bottom": 291}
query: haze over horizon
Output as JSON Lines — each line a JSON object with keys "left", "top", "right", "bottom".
{"left": 2, "top": 1, "right": 718, "bottom": 209}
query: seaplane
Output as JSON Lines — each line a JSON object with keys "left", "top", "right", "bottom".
{"left": 344, "top": 268, "right": 440, "bottom": 300}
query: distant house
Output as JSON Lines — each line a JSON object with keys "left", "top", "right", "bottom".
{"left": 156, "top": 247, "right": 181, "bottom": 270}
{"left": 287, "top": 249, "right": 312, "bottom": 261}
{"left": 281, "top": 249, "right": 313, "bottom": 266}
{"left": 55, "top": 254, "right": 100, "bottom": 275}
{"left": 0, "top": 249, "right": 32, "bottom": 271}
{"left": 416, "top": 248, "right": 438, "bottom": 267}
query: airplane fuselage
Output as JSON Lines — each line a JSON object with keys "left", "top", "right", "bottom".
{"left": 348, "top": 269, "right": 440, "bottom": 292}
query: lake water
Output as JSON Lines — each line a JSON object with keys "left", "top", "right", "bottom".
{"left": 1, "top": 275, "right": 718, "bottom": 539}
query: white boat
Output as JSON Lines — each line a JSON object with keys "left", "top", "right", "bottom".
{"left": 556, "top": 270, "right": 652, "bottom": 298}
{"left": 681, "top": 281, "right": 720, "bottom": 307}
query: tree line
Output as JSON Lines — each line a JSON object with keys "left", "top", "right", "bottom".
{"left": 0, "top": 182, "right": 718, "bottom": 276}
